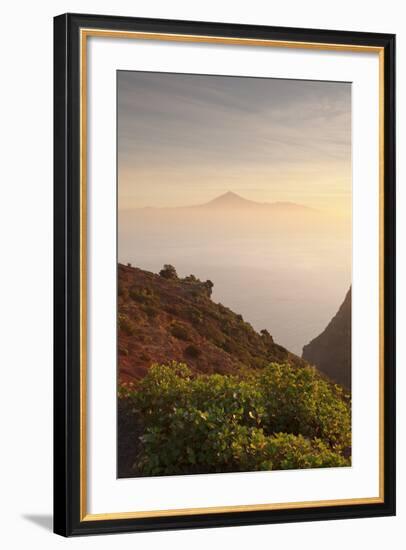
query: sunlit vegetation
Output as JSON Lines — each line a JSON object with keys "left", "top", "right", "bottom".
{"left": 118, "top": 362, "right": 351, "bottom": 477}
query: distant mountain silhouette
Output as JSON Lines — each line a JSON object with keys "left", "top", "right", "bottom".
{"left": 134, "top": 192, "right": 315, "bottom": 212}
{"left": 302, "top": 288, "right": 351, "bottom": 389}
{"left": 203, "top": 191, "right": 259, "bottom": 208}
{"left": 199, "top": 191, "right": 314, "bottom": 211}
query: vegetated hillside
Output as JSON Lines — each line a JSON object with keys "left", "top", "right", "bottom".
{"left": 118, "top": 262, "right": 305, "bottom": 381}
{"left": 302, "top": 288, "right": 351, "bottom": 389}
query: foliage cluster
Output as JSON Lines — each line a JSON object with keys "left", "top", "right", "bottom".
{"left": 170, "top": 322, "right": 191, "bottom": 341}
{"left": 118, "top": 313, "right": 136, "bottom": 336}
{"left": 118, "top": 362, "right": 351, "bottom": 476}
{"left": 159, "top": 264, "right": 178, "bottom": 280}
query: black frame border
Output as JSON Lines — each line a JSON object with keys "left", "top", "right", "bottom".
{"left": 54, "top": 12, "right": 396, "bottom": 537}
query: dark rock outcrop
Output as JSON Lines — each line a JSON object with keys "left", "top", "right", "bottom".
{"left": 302, "top": 288, "right": 351, "bottom": 389}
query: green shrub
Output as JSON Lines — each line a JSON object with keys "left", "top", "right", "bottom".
{"left": 159, "top": 264, "right": 178, "bottom": 279}
{"left": 183, "top": 274, "right": 198, "bottom": 283}
{"left": 118, "top": 314, "right": 136, "bottom": 336}
{"left": 184, "top": 344, "right": 201, "bottom": 359}
{"left": 119, "top": 362, "right": 351, "bottom": 476}
{"left": 117, "top": 283, "right": 129, "bottom": 300}
{"left": 259, "top": 433, "right": 348, "bottom": 470}
{"left": 186, "top": 306, "right": 203, "bottom": 325}
{"left": 143, "top": 305, "right": 159, "bottom": 319}
{"left": 170, "top": 322, "right": 190, "bottom": 341}
{"left": 255, "top": 364, "right": 351, "bottom": 449}
{"left": 164, "top": 304, "right": 181, "bottom": 317}
{"left": 129, "top": 287, "right": 158, "bottom": 306}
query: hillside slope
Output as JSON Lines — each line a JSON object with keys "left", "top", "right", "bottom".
{"left": 118, "top": 263, "right": 305, "bottom": 381}
{"left": 302, "top": 288, "right": 351, "bottom": 388}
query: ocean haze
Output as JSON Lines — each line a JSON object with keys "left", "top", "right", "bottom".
{"left": 119, "top": 192, "right": 351, "bottom": 355}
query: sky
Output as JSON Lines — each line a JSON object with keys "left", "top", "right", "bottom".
{"left": 117, "top": 71, "right": 351, "bottom": 215}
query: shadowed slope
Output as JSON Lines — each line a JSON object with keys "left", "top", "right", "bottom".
{"left": 302, "top": 288, "right": 351, "bottom": 388}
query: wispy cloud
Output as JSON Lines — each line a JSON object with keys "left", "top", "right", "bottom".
{"left": 118, "top": 71, "right": 351, "bottom": 213}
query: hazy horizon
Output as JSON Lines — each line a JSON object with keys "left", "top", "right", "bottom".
{"left": 118, "top": 189, "right": 318, "bottom": 211}
{"left": 118, "top": 71, "right": 351, "bottom": 216}
{"left": 117, "top": 71, "right": 352, "bottom": 354}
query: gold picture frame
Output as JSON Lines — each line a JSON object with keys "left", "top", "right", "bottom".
{"left": 54, "top": 13, "right": 396, "bottom": 536}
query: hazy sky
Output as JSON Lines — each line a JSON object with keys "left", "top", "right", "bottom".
{"left": 118, "top": 71, "right": 351, "bottom": 214}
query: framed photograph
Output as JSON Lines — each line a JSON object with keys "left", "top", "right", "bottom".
{"left": 54, "top": 13, "right": 396, "bottom": 536}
